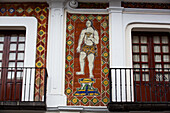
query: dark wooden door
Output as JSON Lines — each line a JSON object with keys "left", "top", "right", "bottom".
{"left": 0, "top": 30, "right": 25, "bottom": 101}
{"left": 132, "top": 32, "right": 170, "bottom": 102}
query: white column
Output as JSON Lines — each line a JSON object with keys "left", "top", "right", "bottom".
{"left": 46, "top": 0, "right": 66, "bottom": 107}
{"left": 109, "top": 6, "right": 124, "bottom": 67}
{"left": 108, "top": 0, "right": 126, "bottom": 102}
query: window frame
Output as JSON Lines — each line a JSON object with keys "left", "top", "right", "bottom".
{"left": 0, "top": 17, "right": 38, "bottom": 101}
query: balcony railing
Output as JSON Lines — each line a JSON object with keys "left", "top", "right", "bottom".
{"left": 108, "top": 68, "right": 170, "bottom": 111}
{"left": 0, "top": 67, "right": 47, "bottom": 110}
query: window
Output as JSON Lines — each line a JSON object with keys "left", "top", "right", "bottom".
{"left": 0, "top": 30, "right": 26, "bottom": 101}
{"left": 132, "top": 32, "right": 170, "bottom": 102}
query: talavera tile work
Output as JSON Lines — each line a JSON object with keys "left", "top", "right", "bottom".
{"left": 65, "top": 13, "right": 110, "bottom": 106}
{"left": 0, "top": 3, "right": 49, "bottom": 101}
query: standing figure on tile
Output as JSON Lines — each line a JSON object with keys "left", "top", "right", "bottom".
{"left": 76, "top": 20, "right": 99, "bottom": 78}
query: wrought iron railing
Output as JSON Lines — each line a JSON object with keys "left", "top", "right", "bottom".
{"left": 0, "top": 67, "right": 47, "bottom": 109}
{"left": 109, "top": 68, "right": 170, "bottom": 102}
{"left": 108, "top": 68, "right": 170, "bottom": 111}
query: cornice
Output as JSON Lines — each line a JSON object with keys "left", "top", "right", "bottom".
{"left": 108, "top": 7, "right": 124, "bottom": 13}
{"left": 123, "top": 8, "right": 170, "bottom": 15}
{"left": 47, "top": 106, "right": 108, "bottom": 112}
{"left": 47, "top": 0, "right": 65, "bottom": 8}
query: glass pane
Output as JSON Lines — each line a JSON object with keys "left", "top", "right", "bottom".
{"left": 156, "top": 74, "right": 163, "bottom": 81}
{"left": 142, "top": 64, "right": 148, "bottom": 68}
{"left": 164, "top": 64, "right": 170, "bottom": 68}
{"left": 154, "top": 46, "right": 160, "bottom": 53}
{"left": 164, "top": 74, "right": 169, "bottom": 82}
{"left": 0, "top": 72, "right": 1, "bottom": 79}
{"left": 133, "top": 36, "right": 139, "bottom": 43}
{"left": 141, "top": 46, "right": 147, "bottom": 53}
{"left": 0, "top": 44, "right": 4, "bottom": 51}
{"left": 17, "top": 62, "right": 23, "bottom": 67}
{"left": 142, "top": 74, "right": 149, "bottom": 81}
{"left": 18, "top": 44, "right": 25, "bottom": 51}
{"left": 133, "top": 55, "right": 140, "bottom": 62}
{"left": 19, "top": 34, "right": 25, "bottom": 42}
{"left": 11, "top": 34, "right": 18, "bottom": 42}
{"left": 135, "top": 73, "right": 140, "bottom": 81}
{"left": 0, "top": 53, "right": 2, "bottom": 60}
{"left": 16, "top": 71, "right": 23, "bottom": 79}
{"left": 155, "top": 64, "right": 162, "bottom": 68}
{"left": 7, "top": 71, "right": 15, "bottom": 79}
{"left": 141, "top": 55, "right": 148, "bottom": 62}
{"left": 17, "top": 53, "right": 24, "bottom": 60}
{"left": 162, "top": 46, "right": 169, "bottom": 53}
{"left": 155, "top": 64, "right": 162, "bottom": 71}
{"left": 10, "top": 44, "right": 17, "bottom": 51}
{"left": 162, "top": 36, "right": 168, "bottom": 44}
{"left": 163, "top": 55, "right": 169, "bottom": 62}
{"left": 8, "top": 62, "right": 15, "bottom": 67}
{"left": 155, "top": 55, "right": 161, "bottom": 62}
{"left": 153, "top": 36, "right": 160, "bottom": 43}
{"left": 134, "top": 64, "right": 140, "bottom": 68}
{"left": 133, "top": 45, "right": 139, "bottom": 52}
{"left": 141, "top": 36, "right": 147, "bottom": 43}
{"left": 0, "top": 62, "right": 2, "bottom": 67}
{"left": 142, "top": 64, "right": 148, "bottom": 71}
{"left": 134, "top": 64, "right": 140, "bottom": 71}
{"left": 9, "top": 53, "right": 16, "bottom": 60}
{"left": 0, "top": 35, "right": 4, "bottom": 41}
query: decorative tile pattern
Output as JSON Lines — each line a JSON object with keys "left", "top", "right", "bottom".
{"left": 65, "top": 13, "right": 109, "bottom": 106}
{"left": 71, "top": 97, "right": 79, "bottom": 104}
{"left": 81, "top": 97, "right": 89, "bottom": 105}
{"left": 78, "top": 2, "right": 109, "bottom": 9}
{"left": 74, "top": 78, "right": 100, "bottom": 96}
{"left": 122, "top": 2, "right": 170, "bottom": 9}
{"left": 91, "top": 97, "right": 99, "bottom": 105}
{"left": 0, "top": 3, "right": 49, "bottom": 101}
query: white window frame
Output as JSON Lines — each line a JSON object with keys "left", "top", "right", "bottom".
{"left": 0, "top": 17, "right": 38, "bottom": 101}
{"left": 125, "top": 24, "right": 170, "bottom": 68}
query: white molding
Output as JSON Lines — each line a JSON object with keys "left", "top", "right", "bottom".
{"left": 0, "top": 17, "right": 37, "bottom": 101}
{"left": 123, "top": 8, "right": 170, "bottom": 15}
{"left": 125, "top": 23, "right": 170, "bottom": 68}
{"left": 66, "top": 9, "right": 108, "bottom": 14}
{"left": 108, "top": 7, "right": 124, "bottom": 13}
{"left": 47, "top": 106, "right": 108, "bottom": 112}
{"left": 65, "top": 8, "right": 108, "bottom": 14}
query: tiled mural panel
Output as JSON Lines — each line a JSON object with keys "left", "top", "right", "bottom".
{"left": 65, "top": 13, "right": 109, "bottom": 106}
{"left": 0, "top": 3, "right": 49, "bottom": 101}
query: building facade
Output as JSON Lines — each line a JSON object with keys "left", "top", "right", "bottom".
{"left": 0, "top": 0, "right": 169, "bottom": 112}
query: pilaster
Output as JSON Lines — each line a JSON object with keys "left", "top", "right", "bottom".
{"left": 46, "top": 0, "right": 66, "bottom": 107}
{"left": 108, "top": 0, "right": 124, "bottom": 67}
